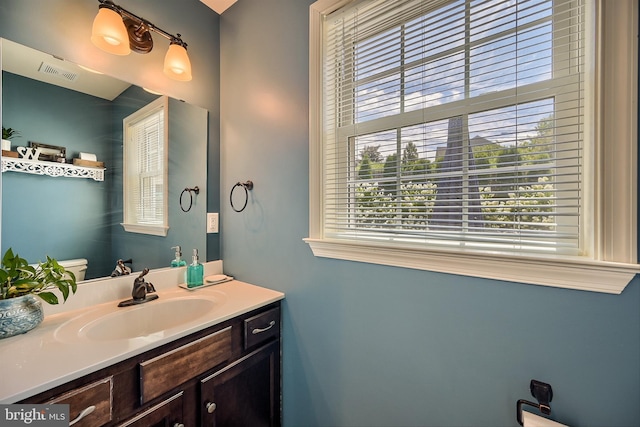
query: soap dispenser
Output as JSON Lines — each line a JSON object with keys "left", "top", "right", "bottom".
{"left": 186, "top": 249, "right": 204, "bottom": 288}
{"left": 171, "top": 246, "right": 187, "bottom": 267}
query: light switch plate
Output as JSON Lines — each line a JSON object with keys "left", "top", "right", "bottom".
{"left": 207, "top": 213, "right": 219, "bottom": 233}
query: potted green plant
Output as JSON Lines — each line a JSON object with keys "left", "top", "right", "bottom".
{"left": 0, "top": 248, "right": 77, "bottom": 339}
{"left": 2, "top": 127, "right": 20, "bottom": 151}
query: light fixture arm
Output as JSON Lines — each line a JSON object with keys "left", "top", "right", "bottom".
{"left": 98, "top": 0, "right": 187, "bottom": 47}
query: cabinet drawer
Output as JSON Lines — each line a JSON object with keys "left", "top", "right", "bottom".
{"left": 244, "top": 307, "right": 280, "bottom": 350}
{"left": 139, "top": 326, "right": 232, "bottom": 404}
{"left": 118, "top": 391, "right": 183, "bottom": 427}
{"left": 46, "top": 377, "right": 112, "bottom": 427}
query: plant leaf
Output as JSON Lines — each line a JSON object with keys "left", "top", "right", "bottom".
{"left": 38, "top": 292, "right": 59, "bottom": 305}
{"left": 56, "top": 282, "right": 70, "bottom": 301}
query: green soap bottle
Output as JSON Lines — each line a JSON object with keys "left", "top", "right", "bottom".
{"left": 171, "top": 246, "right": 187, "bottom": 267}
{"left": 186, "top": 249, "right": 204, "bottom": 288}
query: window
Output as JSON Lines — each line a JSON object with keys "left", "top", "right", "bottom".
{"left": 122, "top": 96, "right": 169, "bottom": 236}
{"left": 307, "top": 0, "right": 639, "bottom": 293}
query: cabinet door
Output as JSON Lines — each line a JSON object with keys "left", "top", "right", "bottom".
{"left": 118, "top": 392, "right": 184, "bottom": 427}
{"left": 200, "top": 340, "right": 280, "bottom": 427}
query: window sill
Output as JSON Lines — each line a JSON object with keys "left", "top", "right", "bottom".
{"left": 121, "top": 223, "right": 169, "bottom": 237}
{"left": 304, "top": 238, "right": 639, "bottom": 294}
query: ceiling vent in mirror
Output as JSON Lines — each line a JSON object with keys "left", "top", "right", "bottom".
{"left": 38, "top": 62, "right": 79, "bottom": 83}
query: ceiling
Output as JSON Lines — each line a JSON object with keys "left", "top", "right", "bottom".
{"left": 199, "top": 0, "right": 238, "bottom": 14}
{"left": 2, "top": 39, "right": 131, "bottom": 101}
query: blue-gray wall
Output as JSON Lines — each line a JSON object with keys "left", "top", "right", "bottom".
{"left": 219, "top": 1, "right": 640, "bottom": 426}
{"left": 2, "top": 71, "right": 113, "bottom": 278}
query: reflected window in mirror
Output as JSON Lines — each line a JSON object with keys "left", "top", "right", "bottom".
{"left": 122, "top": 96, "right": 169, "bottom": 236}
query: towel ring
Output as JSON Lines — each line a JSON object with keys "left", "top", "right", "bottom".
{"left": 180, "top": 186, "right": 199, "bottom": 212}
{"left": 230, "top": 180, "right": 254, "bottom": 212}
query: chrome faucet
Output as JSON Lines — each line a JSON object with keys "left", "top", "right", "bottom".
{"left": 118, "top": 267, "right": 158, "bottom": 307}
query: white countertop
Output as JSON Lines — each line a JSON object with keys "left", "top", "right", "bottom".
{"left": 0, "top": 262, "right": 284, "bottom": 403}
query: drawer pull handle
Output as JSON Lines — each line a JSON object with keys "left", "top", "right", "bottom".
{"left": 206, "top": 402, "right": 217, "bottom": 413}
{"left": 174, "top": 424, "right": 185, "bottom": 427}
{"left": 252, "top": 320, "right": 276, "bottom": 335}
{"left": 69, "top": 405, "right": 95, "bottom": 426}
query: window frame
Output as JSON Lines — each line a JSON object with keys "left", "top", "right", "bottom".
{"left": 306, "top": 0, "right": 639, "bottom": 293}
{"left": 122, "top": 96, "right": 169, "bottom": 237}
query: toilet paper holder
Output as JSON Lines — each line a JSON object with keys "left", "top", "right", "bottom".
{"left": 517, "top": 379, "right": 553, "bottom": 426}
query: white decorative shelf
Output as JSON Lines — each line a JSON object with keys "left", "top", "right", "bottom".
{"left": 2, "top": 157, "right": 105, "bottom": 181}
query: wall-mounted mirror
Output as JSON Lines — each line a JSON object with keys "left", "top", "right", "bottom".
{"left": 1, "top": 38, "right": 208, "bottom": 281}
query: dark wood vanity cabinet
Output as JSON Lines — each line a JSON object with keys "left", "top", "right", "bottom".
{"left": 21, "top": 302, "right": 281, "bottom": 427}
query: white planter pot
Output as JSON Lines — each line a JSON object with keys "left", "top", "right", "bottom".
{"left": 1, "top": 139, "right": 11, "bottom": 151}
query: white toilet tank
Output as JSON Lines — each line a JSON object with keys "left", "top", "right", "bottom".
{"left": 58, "top": 258, "right": 88, "bottom": 281}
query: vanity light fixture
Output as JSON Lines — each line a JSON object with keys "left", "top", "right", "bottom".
{"left": 91, "top": 0, "right": 192, "bottom": 81}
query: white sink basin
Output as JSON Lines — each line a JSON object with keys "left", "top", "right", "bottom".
{"left": 55, "top": 294, "right": 223, "bottom": 342}
{"left": 85, "top": 298, "right": 215, "bottom": 340}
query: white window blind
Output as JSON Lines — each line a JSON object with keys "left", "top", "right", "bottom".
{"left": 321, "top": 0, "right": 585, "bottom": 256}
{"left": 122, "top": 97, "right": 168, "bottom": 236}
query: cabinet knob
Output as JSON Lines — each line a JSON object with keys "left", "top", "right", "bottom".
{"left": 206, "top": 401, "right": 217, "bottom": 414}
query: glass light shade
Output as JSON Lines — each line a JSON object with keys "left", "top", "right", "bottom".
{"left": 91, "top": 7, "right": 131, "bottom": 55}
{"left": 163, "top": 44, "right": 192, "bottom": 81}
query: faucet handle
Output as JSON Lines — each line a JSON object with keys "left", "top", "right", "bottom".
{"left": 138, "top": 267, "right": 150, "bottom": 279}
